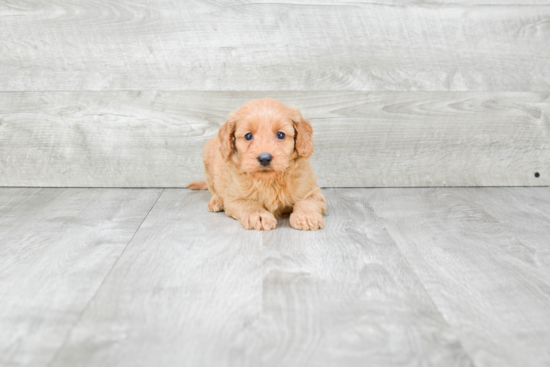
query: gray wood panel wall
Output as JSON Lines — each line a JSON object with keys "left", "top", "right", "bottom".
{"left": 1, "top": 0, "right": 549, "bottom": 187}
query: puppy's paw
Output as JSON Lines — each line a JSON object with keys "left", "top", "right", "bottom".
{"left": 241, "top": 211, "right": 277, "bottom": 231}
{"left": 290, "top": 211, "right": 324, "bottom": 231}
{"left": 207, "top": 195, "right": 224, "bottom": 212}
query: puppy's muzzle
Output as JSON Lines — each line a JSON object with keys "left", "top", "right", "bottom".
{"left": 257, "top": 153, "right": 272, "bottom": 167}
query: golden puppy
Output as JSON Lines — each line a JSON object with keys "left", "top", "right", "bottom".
{"left": 187, "top": 98, "right": 326, "bottom": 231}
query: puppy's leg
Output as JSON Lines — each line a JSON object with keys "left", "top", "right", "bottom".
{"left": 225, "top": 199, "right": 277, "bottom": 231}
{"left": 202, "top": 170, "right": 225, "bottom": 212}
{"left": 207, "top": 195, "right": 224, "bottom": 212}
{"left": 290, "top": 190, "right": 326, "bottom": 231}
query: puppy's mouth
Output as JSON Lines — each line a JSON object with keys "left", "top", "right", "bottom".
{"left": 253, "top": 168, "right": 278, "bottom": 181}
{"left": 257, "top": 164, "right": 275, "bottom": 172}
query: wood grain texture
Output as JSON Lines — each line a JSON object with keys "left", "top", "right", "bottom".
{"left": 1, "top": 1, "right": 550, "bottom": 91}
{"left": 48, "top": 188, "right": 473, "bottom": 367}
{"left": 3, "top": 187, "right": 549, "bottom": 366}
{"left": 49, "top": 190, "right": 264, "bottom": 367}
{"left": 461, "top": 187, "right": 550, "bottom": 271}
{"left": 1, "top": 91, "right": 548, "bottom": 187}
{"left": 0, "top": 188, "right": 161, "bottom": 367}
{"left": 260, "top": 189, "right": 473, "bottom": 367}
{"left": 368, "top": 187, "right": 550, "bottom": 367}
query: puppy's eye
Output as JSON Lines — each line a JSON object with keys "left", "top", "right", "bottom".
{"left": 277, "top": 131, "right": 285, "bottom": 140}
{"left": 244, "top": 133, "right": 253, "bottom": 141}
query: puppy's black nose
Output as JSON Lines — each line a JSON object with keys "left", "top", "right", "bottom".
{"left": 257, "top": 153, "right": 272, "bottom": 167}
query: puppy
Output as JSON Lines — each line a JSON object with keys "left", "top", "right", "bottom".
{"left": 187, "top": 98, "right": 326, "bottom": 231}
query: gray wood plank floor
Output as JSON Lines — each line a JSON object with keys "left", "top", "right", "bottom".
{"left": 259, "top": 189, "right": 471, "bottom": 367}
{"left": 1, "top": 187, "right": 550, "bottom": 366}
{"left": 368, "top": 188, "right": 550, "bottom": 367}
{"left": 49, "top": 190, "right": 265, "bottom": 367}
{"left": 0, "top": 188, "right": 162, "bottom": 367}
{"left": 1, "top": 91, "right": 548, "bottom": 187}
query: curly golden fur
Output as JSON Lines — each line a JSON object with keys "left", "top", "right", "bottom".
{"left": 188, "top": 98, "right": 326, "bottom": 231}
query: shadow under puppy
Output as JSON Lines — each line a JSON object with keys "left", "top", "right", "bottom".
{"left": 188, "top": 98, "right": 326, "bottom": 231}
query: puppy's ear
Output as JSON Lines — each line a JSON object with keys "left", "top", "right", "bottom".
{"left": 218, "top": 114, "right": 236, "bottom": 161}
{"left": 292, "top": 108, "right": 314, "bottom": 158}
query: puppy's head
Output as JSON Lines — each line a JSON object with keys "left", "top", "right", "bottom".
{"left": 218, "top": 98, "right": 313, "bottom": 180}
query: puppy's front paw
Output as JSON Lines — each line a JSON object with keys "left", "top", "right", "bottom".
{"left": 290, "top": 211, "right": 324, "bottom": 231}
{"left": 241, "top": 211, "right": 277, "bottom": 231}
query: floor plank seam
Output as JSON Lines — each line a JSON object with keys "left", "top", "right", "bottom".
{"left": 43, "top": 188, "right": 165, "bottom": 367}
{"left": 370, "top": 205, "right": 479, "bottom": 367}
